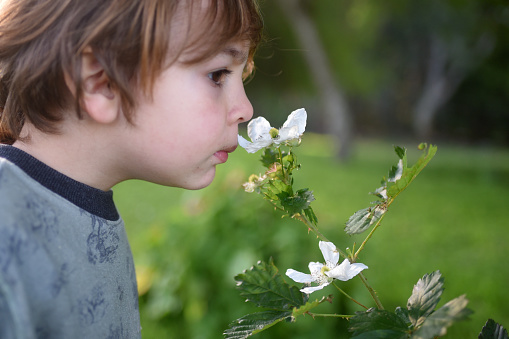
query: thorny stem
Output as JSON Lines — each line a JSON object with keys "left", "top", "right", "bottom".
{"left": 333, "top": 282, "right": 369, "bottom": 310}
{"left": 278, "top": 147, "right": 286, "bottom": 183}
{"left": 358, "top": 272, "right": 384, "bottom": 310}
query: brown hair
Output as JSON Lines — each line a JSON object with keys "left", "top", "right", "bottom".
{"left": 0, "top": 0, "right": 263, "bottom": 144}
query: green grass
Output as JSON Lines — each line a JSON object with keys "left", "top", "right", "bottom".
{"left": 114, "top": 135, "right": 509, "bottom": 338}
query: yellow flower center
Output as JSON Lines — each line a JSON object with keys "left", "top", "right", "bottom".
{"left": 269, "top": 128, "right": 279, "bottom": 139}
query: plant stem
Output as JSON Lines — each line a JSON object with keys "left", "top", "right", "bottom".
{"left": 333, "top": 282, "right": 369, "bottom": 310}
{"left": 278, "top": 147, "right": 286, "bottom": 183}
{"left": 358, "top": 272, "right": 384, "bottom": 310}
{"left": 353, "top": 210, "right": 387, "bottom": 260}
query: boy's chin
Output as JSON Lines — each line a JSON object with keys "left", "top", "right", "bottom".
{"left": 178, "top": 169, "right": 216, "bottom": 190}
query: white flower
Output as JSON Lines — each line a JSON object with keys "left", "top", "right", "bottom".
{"left": 286, "top": 241, "right": 368, "bottom": 294}
{"left": 238, "top": 108, "right": 307, "bottom": 153}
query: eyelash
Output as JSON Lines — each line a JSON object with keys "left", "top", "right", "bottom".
{"left": 208, "top": 69, "right": 233, "bottom": 87}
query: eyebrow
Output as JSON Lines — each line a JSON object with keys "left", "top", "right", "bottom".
{"left": 222, "top": 46, "right": 249, "bottom": 64}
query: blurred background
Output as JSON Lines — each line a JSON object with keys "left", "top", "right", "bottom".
{"left": 114, "top": 0, "right": 509, "bottom": 337}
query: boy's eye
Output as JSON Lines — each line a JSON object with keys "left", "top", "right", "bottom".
{"left": 208, "top": 69, "right": 232, "bottom": 87}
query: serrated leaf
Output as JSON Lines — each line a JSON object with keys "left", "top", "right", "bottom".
{"left": 269, "top": 179, "right": 292, "bottom": 196}
{"left": 407, "top": 271, "right": 444, "bottom": 328}
{"left": 394, "top": 146, "right": 406, "bottom": 159}
{"left": 260, "top": 148, "right": 280, "bottom": 168}
{"left": 345, "top": 206, "right": 385, "bottom": 235}
{"left": 386, "top": 144, "right": 437, "bottom": 198}
{"left": 395, "top": 307, "right": 411, "bottom": 325}
{"left": 281, "top": 189, "right": 315, "bottom": 215}
{"left": 224, "top": 310, "right": 292, "bottom": 339}
{"left": 479, "top": 319, "right": 509, "bottom": 339}
{"left": 349, "top": 308, "right": 410, "bottom": 339}
{"left": 388, "top": 159, "right": 404, "bottom": 183}
{"left": 345, "top": 208, "right": 371, "bottom": 235}
{"left": 303, "top": 205, "right": 318, "bottom": 225}
{"left": 352, "top": 331, "right": 410, "bottom": 339}
{"left": 411, "top": 294, "right": 472, "bottom": 339}
{"left": 234, "top": 259, "right": 305, "bottom": 311}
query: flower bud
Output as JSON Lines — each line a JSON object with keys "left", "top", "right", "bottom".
{"left": 286, "top": 137, "right": 302, "bottom": 147}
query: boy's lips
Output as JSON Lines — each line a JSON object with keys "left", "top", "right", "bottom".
{"left": 214, "top": 145, "right": 237, "bottom": 164}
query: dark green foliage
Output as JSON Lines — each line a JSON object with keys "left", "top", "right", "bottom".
{"left": 224, "top": 311, "right": 293, "bottom": 339}
{"left": 479, "top": 319, "right": 509, "bottom": 339}
{"left": 407, "top": 271, "right": 444, "bottom": 328}
{"left": 226, "top": 259, "right": 331, "bottom": 338}
{"left": 349, "top": 271, "right": 471, "bottom": 338}
{"left": 234, "top": 259, "right": 305, "bottom": 311}
{"left": 349, "top": 308, "right": 411, "bottom": 339}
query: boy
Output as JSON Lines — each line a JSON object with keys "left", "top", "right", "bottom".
{"left": 0, "top": 0, "right": 263, "bottom": 337}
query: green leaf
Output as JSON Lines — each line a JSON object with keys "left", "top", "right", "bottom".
{"left": 345, "top": 206, "right": 385, "bottom": 235}
{"left": 234, "top": 259, "right": 305, "bottom": 311}
{"left": 395, "top": 307, "right": 410, "bottom": 325}
{"left": 349, "top": 308, "right": 411, "bottom": 339}
{"left": 407, "top": 271, "right": 444, "bottom": 328}
{"left": 303, "top": 205, "right": 318, "bottom": 225}
{"left": 388, "top": 163, "right": 402, "bottom": 183}
{"left": 345, "top": 208, "right": 371, "bottom": 235}
{"left": 386, "top": 144, "right": 437, "bottom": 198}
{"left": 394, "top": 145, "right": 406, "bottom": 159}
{"left": 281, "top": 188, "right": 315, "bottom": 216}
{"left": 269, "top": 179, "right": 292, "bottom": 196}
{"left": 352, "top": 331, "right": 410, "bottom": 339}
{"left": 224, "top": 310, "right": 292, "bottom": 339}
{"left": 478, "top": 319, "right": 509, "bottom": 339}
{"left": 260, "top": 148, "right": 280, "bottom": 169}
{"left": 264, "top": 180, "right": 292, "bottom": 207}
{"left": 411, "top": 294, "right": 472, "bottom": 339}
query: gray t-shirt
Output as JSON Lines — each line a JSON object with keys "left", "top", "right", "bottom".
{"left": 0, "top": 145, "right": 141, "bottom": 338}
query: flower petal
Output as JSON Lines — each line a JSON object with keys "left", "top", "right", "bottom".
{"left": 247, "top": 117, "right": 272, "bottom": 141}
{"left": 300, "top": 283, "right": 328, "bottom": 294}
{"left": 281, "top": 108, "right": 307, "bottom": 135}
{"left": 286, "top": 269, "right": 314, "bottom": 283}
{"left": 238, "top": 135, "right": 272, "bottom": 153}
{"left": 326, "top": 259, "right": 368, "bottom": 281}
{"left": 308, "top": 261, "right": 324, "bottom": 275}
{"left": 319, "top": 241, "right": 339, "bottom": 266}
{"left": 276, "top": 125, "right": 300, "bottom": 144}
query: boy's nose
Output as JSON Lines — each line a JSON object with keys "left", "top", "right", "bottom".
{"left": 231, "top": 88, "right": 254, "bottom": 124}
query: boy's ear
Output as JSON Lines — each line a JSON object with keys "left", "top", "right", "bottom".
{"left": 80, "top": 47, "right": 120, "bottom": 124}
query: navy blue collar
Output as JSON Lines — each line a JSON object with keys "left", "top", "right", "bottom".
{"left": 0, "top": 144, "right": 119, "bottom": 221}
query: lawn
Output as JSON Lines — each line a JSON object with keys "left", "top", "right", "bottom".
{"left": 114, "top": 135, "right": 509, "bottom": 338}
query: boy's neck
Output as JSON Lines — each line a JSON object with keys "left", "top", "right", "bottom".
{"left": 12, "top": 119, "right": 127, "bottom": 191}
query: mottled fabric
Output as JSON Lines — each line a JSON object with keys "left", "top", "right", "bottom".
{"left": 0, "top": 145, "right": 141, "bottom": 339}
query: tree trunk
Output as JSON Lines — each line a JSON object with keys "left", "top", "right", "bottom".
{"left": 413, "top": 33, "right": 494, "bottom": 139}
{"left": 413, "top": 36, "right": 456, "bottom": 139}
{"left": 276, "top": 0, "right": 353, "bottom": 160}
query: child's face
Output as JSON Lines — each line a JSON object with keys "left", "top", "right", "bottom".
{"left": 118, "top": 41, "right": 253, "bottom": 189}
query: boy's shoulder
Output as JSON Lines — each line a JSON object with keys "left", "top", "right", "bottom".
{"left": 0, "top": 147, "right": 141, "bottom": 339}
